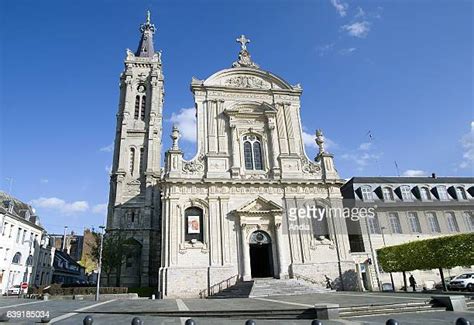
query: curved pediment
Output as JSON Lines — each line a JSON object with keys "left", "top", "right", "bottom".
{"left": 199, "top": 68, "right": 298, "bottom": 91}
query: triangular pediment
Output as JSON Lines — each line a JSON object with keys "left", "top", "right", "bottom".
{"left": 236, "top": 196, "right": 282, "bottom": 213}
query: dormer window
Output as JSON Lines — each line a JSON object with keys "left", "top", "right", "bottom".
{"left": 400, "top": 186, "right": 412, "bottom": 201}
{"left": 420, "top": 187, "right": 431, "bottom": 201}
{"left": 382, "top": 187, "right": 395, "bottom": 201}
{"left": 437, "top": 186, "right": 449, "bottom": 201}
{"left": 455, "top": 187, "right": 467, "bottom": 200}
{"left": 243, "top": 135, "right": 263, "bottom": 170}
{"left": 360, "top": 186, "right": 373, "bottom": 201}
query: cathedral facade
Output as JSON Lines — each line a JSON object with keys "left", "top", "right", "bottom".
{"left": 107, "top": 13, "right": 357, "bottom": 298}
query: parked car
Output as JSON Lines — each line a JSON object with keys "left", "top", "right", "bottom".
{"left": 434, "top": 276, "right": 455, "bottom": 290}
{"left": 6, "top": 285, "right": 21, "bottom": 295}
{"left": 448, "top": 273, "right": 474, "bottom": 291}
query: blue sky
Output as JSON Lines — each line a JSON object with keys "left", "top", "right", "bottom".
{"left": 0, "top": 0, "right": 472, "bottom": 234}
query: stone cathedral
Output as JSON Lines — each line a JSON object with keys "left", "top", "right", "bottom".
{"left": 107, "top": 12, "right": 356, "bottom": 298}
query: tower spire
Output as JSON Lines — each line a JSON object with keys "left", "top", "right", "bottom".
{"left": 136, "top": 10, "right": 156, "bottom": 57}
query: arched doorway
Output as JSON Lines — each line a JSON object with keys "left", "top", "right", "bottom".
{"left": 249, "top": 231, "right": 273, "bottom": 278}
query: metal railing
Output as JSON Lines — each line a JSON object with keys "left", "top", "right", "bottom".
{"left": 198, "top": 274, "right": 240, "bottom": 299}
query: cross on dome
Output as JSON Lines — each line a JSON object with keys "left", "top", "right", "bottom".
{"left": 236, "top": 35, "right": 250, "bottom": 51}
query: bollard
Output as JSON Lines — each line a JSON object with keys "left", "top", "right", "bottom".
{"left": 0, "top": 312, "right": 9, "bottom": 322}
{"left": 386, "top": 320, "right": 399, "bottom": 325}
{"left": 456, "top": 318, "right": 471, "bottom": 325}
{"left": 131, "top": 317, "right": 143, "bottom": 325}
{"left": 83, "top": 315, "right": 93, "bottom": 325}
{"left": 245, "top": 320, "right": 256, "bottom": 325}
{"left": 311, "top": 320, "right": 324, "bottom": 325}
{"left": 151, "top": 294, "right": 155, "bottom": 300}
{"left": 185, "top": 319, "right": 196, "bottom": 325}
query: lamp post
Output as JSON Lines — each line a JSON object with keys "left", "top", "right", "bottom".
{"left": 95, "top": 226, "right": 105, "bottom": 301}
{"left": 365, "top": 217, "right": 382, "bottom": 291}
{"left": 381, "top": 226, "right": 395, "bottom": 291}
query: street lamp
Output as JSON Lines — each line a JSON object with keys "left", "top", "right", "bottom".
{"left": 380, "top": 226, "right": 396, "bottom": 291}
{"left": 365, "top": 217, "right": 382, "bottom": 291}
{"left": 95, "top": 226, "right": 105, "bottom": 301}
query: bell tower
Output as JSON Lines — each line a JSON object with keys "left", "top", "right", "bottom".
{"left": 106, "top": 11, "right": 163, "bottom": 287}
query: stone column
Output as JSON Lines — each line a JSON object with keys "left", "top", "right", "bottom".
{"left": 216, "top": 100, "right": 227, "bottom": 153}
{"left": 283, "top": 103, "right": 297, "bottom": 154}
{"left": 241, "top": 223, "right": 252, "bottom": 281}
{"left": 275, "top": 221, "right": 288, "bottom": 279}
{"left": 267, "top": 118, "right": 280, "bottom": 176}
{"left": 230, "top": 123, "right": 240, "bottom": 178}
{"left": 207, "top": 100, "right": 218, "bottom": 153}
{"left": 276, "top": 103, "right": 289, "bottom": 154}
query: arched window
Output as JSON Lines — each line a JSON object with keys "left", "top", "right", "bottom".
{"left": 437, "top": 186, "right": 449, "bottom": 200}
{"left": 408, "top": 212, "right": 421, "bottom": 233}
{"left": 140, "top": 148, "right": 145, "bottom": 173}
{"left": 420, "top": 187, "right": 431, "bottom": 200}
{"left": 242, "top": 135, "right": 264, "bottom": 170}
{"left": 310, "top": 205, "right": 330, "bottom": 239}
{"left": 456, "top": 187, "right": 467, "bottom": 200}
{"left": 400, "top": 186, "right": 412, "bottom": 201}
{"left": 446, "top": 212, "right": 459, "bottom": 232}
{"left": 185, "top": 207, "right": 204, "bottom": 242}
{"left": 382, "top": 187, "right": 394, "bottom": 201}
{"left": 26, "top": 255, "right": 33, "bottom": 266}
{"left": 140, "top": 96, "right": 146, "bottom": 121}
{"left": 426, "top": 212, "right": 441, "bottom": 233}
{"left": 360, "top": 186, "right": 372, "bottom": 201}
{"left": 134, "top": 96, "right": 140, "bottom": 119}
{"left": 12, "top": 252, "right": 21, "bottom": 264}
{"left": 129, "top": 148, "right": 136, "bottom": 175}
{"left": 389, "top": 212, "right": 402, "bottom": 234}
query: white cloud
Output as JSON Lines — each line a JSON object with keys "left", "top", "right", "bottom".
{"left": 355, "top": 7, "right": 366, "bottom": 18}
{"left": 358, "top": 142, "right": 372, "bottom": 151}
{"left": 342, "top": 21, "right": 371, "bottom": 38}
{"left": 402, "top": 170, "right": 427, "bottom": 177}
{"left": 105, "top": 165, "right": 112, "bottom": 175}
{"left": 92, "top": 203, "right": 108, "bottom": 215}
{"left": 341, "top": 152, "right": 381, "bottom": 168}
{"left": 339, "top": 47, "right": 357, "bottom": 55}
{"left": 170, "top": 108, "right": 196, "bottom": 143}
{"left": 459, "top": 121, "right": 474, "bottom": 169}
{"left": 330, "top": 0, "right": 348, "bottom": 17}
{"left": 40, "top": 179, "right": 49, "bottom": 184}
{"left": 30, "top": 197, "right": 89, "bottom": 215}
{"left": 302, "top": 131, "right": 317, "bottom": 148}
{"left": 100, "top": 143, "right": 114, "bottom": 152}
{"left": 315, "top": 42, "right": 335, "bottom": 57}
{"left": 340, "top": 141, "right": 381, "bottom": 169}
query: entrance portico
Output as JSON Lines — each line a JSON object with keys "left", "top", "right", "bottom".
{"left": 235, "top": 197, "right": 288, "bottom": 281}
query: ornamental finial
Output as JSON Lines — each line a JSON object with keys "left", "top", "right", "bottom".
{"left": 315, "top": 129, "right": 325, "bottom": 154}
{"left": 140, "top": 10, "right": 155, "bottom": 33}
{"left": 170, "top": 125, "right": 181, "bottom": 150}
{"left": 232, "top": 34, "right": 259, "bottom": 69}
{"left": 146, "top": 10, "right": 151, "bottom": 25}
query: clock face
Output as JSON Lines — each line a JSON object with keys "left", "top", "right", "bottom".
{"left": 137, "top": 85, "right": 146, "bottom": 93}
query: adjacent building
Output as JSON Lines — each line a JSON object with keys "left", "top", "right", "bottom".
{"left": 34, "top": 234, "right": 56, "bottom": 287}
{"left": 0, "top": 192, "right": 44, "bottom": 293}
{"left": 341, "top": 176, "right": 474, "bottom": 291}
{"left": 50, "top": 228, "right": 95, "bottom": 263}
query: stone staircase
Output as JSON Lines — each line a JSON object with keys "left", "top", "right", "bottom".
{"left": 208, "top": 280, "right": 254, "bottom": 299}
{"left": 249, "top": 278, "right": 331, "bottom": 298}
